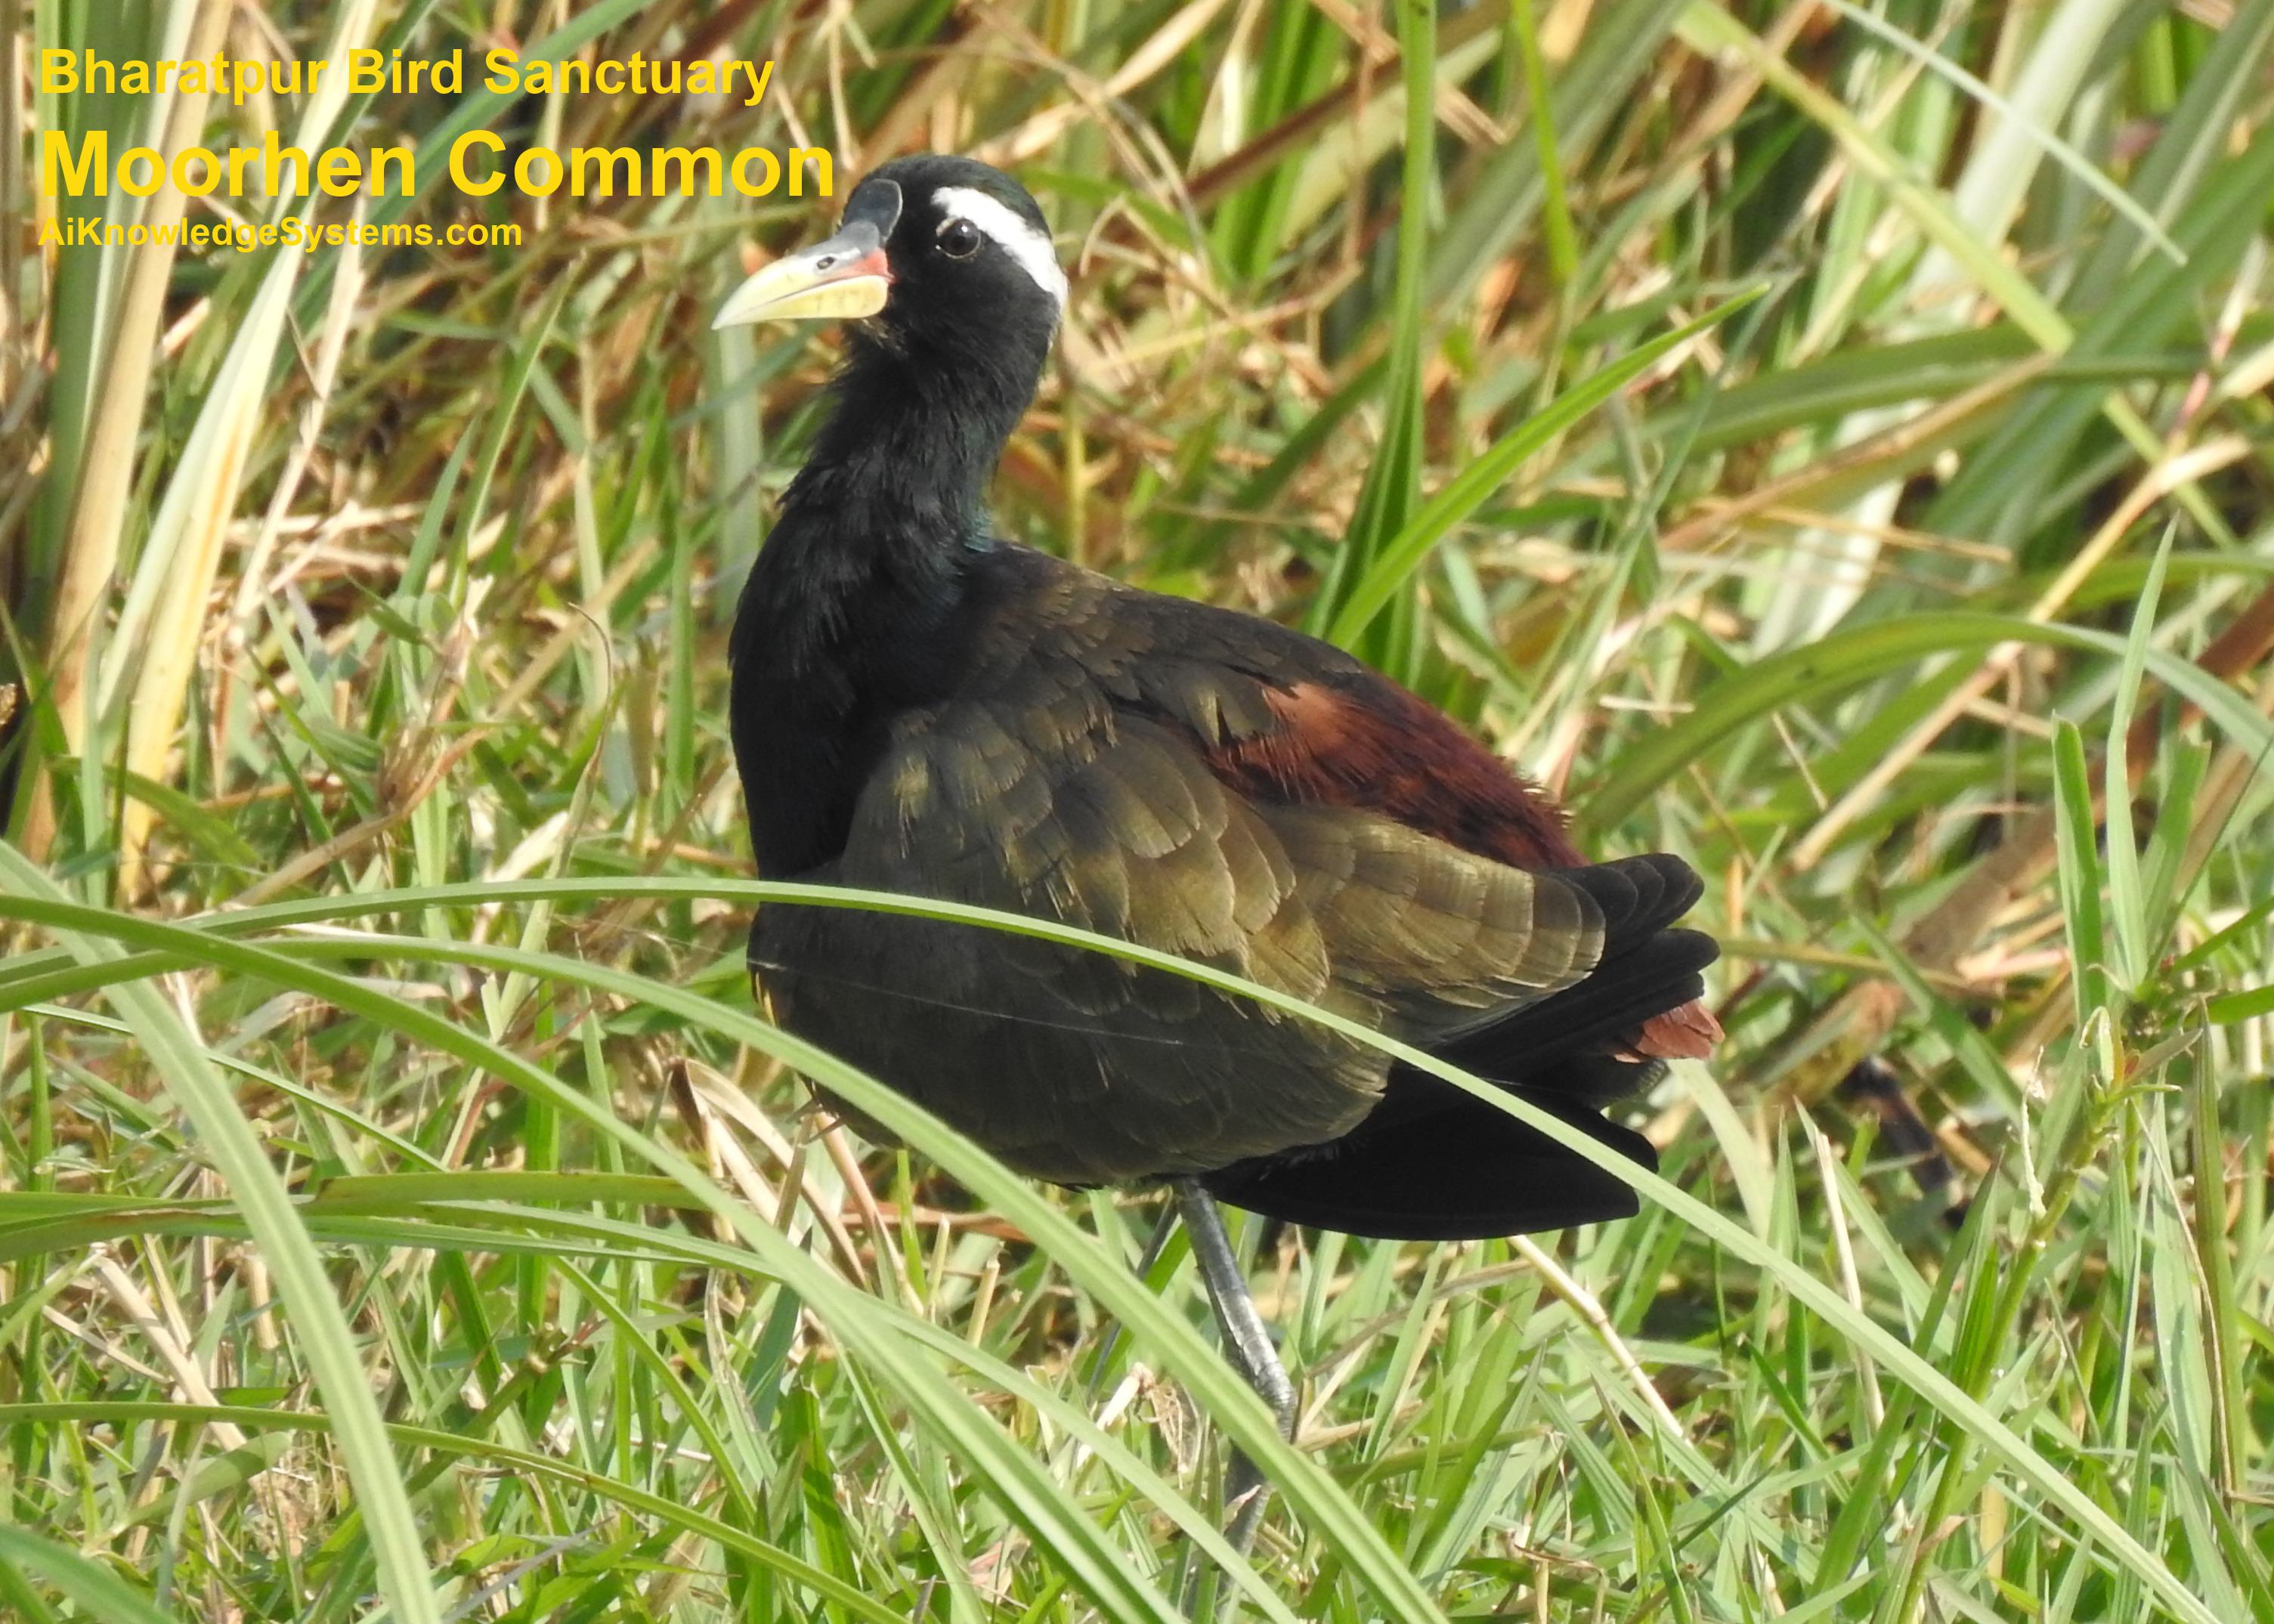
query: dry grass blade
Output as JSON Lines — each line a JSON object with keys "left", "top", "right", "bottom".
{"left": 23, "top": 0, "right": 234, "bottom": 861}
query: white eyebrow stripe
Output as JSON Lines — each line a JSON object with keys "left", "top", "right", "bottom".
{"left": 934, "top": 184, "right": 1068, "bottom": 308}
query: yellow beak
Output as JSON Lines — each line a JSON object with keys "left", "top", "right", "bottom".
{"left": 713, "top": 223, "right": 893, "bottom": 329}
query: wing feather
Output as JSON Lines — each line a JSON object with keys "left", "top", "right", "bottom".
{"left": 752, "top": 547, "right": 1674, "bottom": 1186}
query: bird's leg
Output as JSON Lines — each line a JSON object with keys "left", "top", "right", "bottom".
{"left": 1170, "top": 1179, "right": 1295, "bottom": 1557}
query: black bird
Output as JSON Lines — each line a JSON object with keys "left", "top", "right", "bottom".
{"left": 715, "top": 153, "right": 1719, "bottom": 1542}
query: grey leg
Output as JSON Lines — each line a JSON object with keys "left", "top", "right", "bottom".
{"left": 1170, "top": 1179, "right": 1295, "bottom": 1559}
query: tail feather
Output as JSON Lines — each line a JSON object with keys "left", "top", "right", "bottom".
{"left": 1201, "top": 1074, "right": 1658, "bottom": 1240}
{"left": 1441, "top": 926, "right": 1717, "bottom": 1087}
{"left": 1198, "top": 851, "right": 1714, "bottom": 1241}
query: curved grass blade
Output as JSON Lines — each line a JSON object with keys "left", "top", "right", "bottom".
{"left": 0, "top": 886, "right": 1339, "bottom": 1622}
{"left": 0, "top": 1525, "right": 181, "bottom": 1624}
{"left": 0, "top": 871, "right": 2226, "bottom": 1624}
{"left": 1325, "top": 292, "right": 1759, "bottom": 648}
{"left": 1817, "top": 0, "right": 2180, "bottom": 263}
{"left": 1580, "top": 611, "right": 2274, "bottom": 835}
{"left": 0, "top": 850, "right": 444, "bottom": 1624}
{"left": 0, "top": 1402, "right": 917, "bottom": 1624}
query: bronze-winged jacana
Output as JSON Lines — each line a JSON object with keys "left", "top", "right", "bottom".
{"left": 715, "top": 154, "right": 1720, "bottom": 1548}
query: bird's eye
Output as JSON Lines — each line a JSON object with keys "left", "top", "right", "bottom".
{"left": 936, "top": 218, "right": 983, "bottom": 259}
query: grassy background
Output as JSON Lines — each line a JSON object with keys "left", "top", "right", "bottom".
{"left": 4, "top": 0, "right": 2274, "bottom": 1618}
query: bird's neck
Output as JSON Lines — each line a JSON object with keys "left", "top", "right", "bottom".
{"left": 798, "top": 336, "right": 1040, "bottom": 537}
{"left": 753, "top": 338, "right": 1041, "bottom": 664}
{"left": 729, "top": 339, "right": 1042, "bottom": 874}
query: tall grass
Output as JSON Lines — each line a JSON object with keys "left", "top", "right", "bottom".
{"left": 3, "top": 1, "right": 2271, "bottom": 1619}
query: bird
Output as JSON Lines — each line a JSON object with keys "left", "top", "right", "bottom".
{"left": 713, "top": 153, "right": 1720, "bottom": 1547}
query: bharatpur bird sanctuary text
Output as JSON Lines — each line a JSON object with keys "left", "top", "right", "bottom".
{"left": 39, "top": 49, "right": 834, "bottom": 203}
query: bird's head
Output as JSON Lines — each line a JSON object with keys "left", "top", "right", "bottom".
{"left": 713, "top": 155, "right": 1065, "bottom": 369}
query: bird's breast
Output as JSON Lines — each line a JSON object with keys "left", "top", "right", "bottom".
{"left": 729, "top": 518, "right": 982, "bottom": 876}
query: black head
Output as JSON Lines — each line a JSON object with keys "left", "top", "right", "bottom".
{"left": 714, "top": 154, "right": 1064, "bottom": 370}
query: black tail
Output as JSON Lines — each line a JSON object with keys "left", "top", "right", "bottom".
{"left": 1199, "top": 852, "right": 1713, "bottom": 1240}
{"left": 1200, "top": 1074, "right": 1660, "bottom": 1239}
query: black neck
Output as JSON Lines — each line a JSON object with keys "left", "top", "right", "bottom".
{"left": 729, "top": 330, "right": 1046, "bottom": 874}
{"left": 749, "top": 331, "right": 1046, "bottom": 676}
{"left": 794, "top": 330, "right": 1041, "bottom": 536}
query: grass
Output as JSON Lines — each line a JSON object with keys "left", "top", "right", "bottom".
{"left": 3, "top": 0, "right": 2272, "bottom": 1619}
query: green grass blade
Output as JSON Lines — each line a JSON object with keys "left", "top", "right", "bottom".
{"left": 2102, "top": 526, "right": 2173, "bottom": 989}
{"left": 1326, "top": 293, "right": 1759, "bottom": 648}
{"left": 2052, "top": 719, "right": 2112, "bottom": 1025}
{"left": 0, "top": 852, "right": 444, "bottom": 1624}
{"left": 1581, "top": 611, "right": 2274, "bottom": 835}
{"left": 0, "top": 1525, "right": 182, "bottom": 1624}
{"left": 0, "top": 872, "right": 2229, "bottom": 1624}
